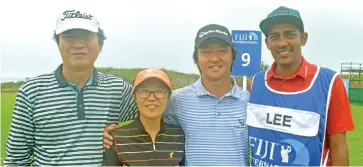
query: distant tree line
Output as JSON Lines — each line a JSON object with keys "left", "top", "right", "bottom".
{"left": 3, "top": 61, "right": 362, "bottom": 93}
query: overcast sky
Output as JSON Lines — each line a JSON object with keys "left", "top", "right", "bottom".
{"left": 1, "top": 0, "right": 362, "bottom": 81}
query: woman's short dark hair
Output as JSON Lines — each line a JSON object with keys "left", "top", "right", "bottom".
{"left": 53, "top": 28, "right": 106, "bottom": 46}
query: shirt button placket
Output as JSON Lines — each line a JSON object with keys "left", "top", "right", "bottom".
{"left": 214, "top": 100, "right": 221, "bottom": 131}
{"left": 217, "top": 101, "right": 221, "bottom": 117}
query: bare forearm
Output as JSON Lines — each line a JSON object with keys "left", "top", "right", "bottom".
{"left": 330, "top": 143, "right": 349, "bottom": 166}
{"left": 328, "top": 133, "right": 350, "bottom": 166}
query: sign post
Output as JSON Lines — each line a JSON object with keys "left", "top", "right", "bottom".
{"left": 231, "top": 30, "right": 262, "bottom": 90}
{"left": 342, "top": 79, "right": 350, "bottom": 97}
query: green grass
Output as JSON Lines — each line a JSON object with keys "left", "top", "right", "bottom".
{"left": 1, "top": 68, "right": 247, "bottom": 94}
{"left": 0, "top": 68, "right": 204, "bottom": 93}
{"left": 1, "top": 93, "right": 17, "bottom": 165}
{"left": 1, "top": 93, "right": 362, "bottom": 165}
{"left": 347, "top": 104, "right": 363, "bottom": 165}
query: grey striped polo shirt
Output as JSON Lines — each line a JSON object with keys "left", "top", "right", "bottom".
{"left": 4, "top": 64, "right": 138, "bottom": 166}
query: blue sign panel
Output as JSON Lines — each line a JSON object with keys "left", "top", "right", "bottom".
{"left": 231, "top": 30, "right": 262, "bottom": 76}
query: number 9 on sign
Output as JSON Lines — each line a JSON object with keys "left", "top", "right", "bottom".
{"left": 241, "top": 53, "right": 250, "bottom": 66}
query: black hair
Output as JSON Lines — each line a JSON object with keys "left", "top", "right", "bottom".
{"left": 53, "top": 28, "right": 106, "bottom": 46}
{"left": 193, "top": 48, "right": 236, "bottom": 74}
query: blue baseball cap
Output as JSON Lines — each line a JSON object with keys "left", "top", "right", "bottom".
{"left": 259, "top": 6, "right": 304, "bottom": 37}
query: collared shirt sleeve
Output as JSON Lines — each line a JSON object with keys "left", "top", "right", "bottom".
{"left": 327, "top": 75, "right": 355, "bottom": 135}
{"left": 118, "top": 80, "right": 138, "bottom": 123}
{"left": 102, "top": 140, "right": 122, "bottom": 166}
{"left": 162, "top": 92, "right": 180, "bottom": 126}
{"left": 4, "top": 88, "right": 34, "bottom": 166}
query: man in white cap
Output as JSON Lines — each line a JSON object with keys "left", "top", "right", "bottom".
{"left": 4, "top": 9, "right": 138, "bottom": 166}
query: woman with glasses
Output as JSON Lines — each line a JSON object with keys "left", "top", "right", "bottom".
{"left": 103, "top": 68, "right": 185, "bottom": 166}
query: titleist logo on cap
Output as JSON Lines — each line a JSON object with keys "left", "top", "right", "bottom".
{"left": 61, "top": 10, "right": 93, "bottom": 21}
{"left": 199, "top": 29, "right": 228, "bottom": 38}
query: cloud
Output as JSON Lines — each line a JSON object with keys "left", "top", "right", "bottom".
{"left": 1, "top": 0, "right": 362, "bottom": 80}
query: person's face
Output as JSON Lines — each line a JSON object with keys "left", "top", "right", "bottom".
{"left": 135, "top": 78, "right": 170, "bottom": 120}
{"left": 265, "top": 23, "right": 308, "bottom": 67}
{"left": 58, "top": 29, "right": 102, "bottom": 70}
{"left": 197, "top": 38, "right": 233, "bottom": 81}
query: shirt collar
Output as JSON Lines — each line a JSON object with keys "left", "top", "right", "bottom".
{"left": 134, "top": 116, "right": 167, "bottom": 133}
{"left": 195, "top": 77, "right": 241, "bottom": 99}
{"left": 266, "top": 56, "right": 309, "bottom": 81}
{"left": 55, "top": 64, "right": 99, "bottom": 87}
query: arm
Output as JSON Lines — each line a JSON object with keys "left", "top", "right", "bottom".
{"left": 103, "top": 134, "right": 122, "bottom": 166}
{"left": 328, "top": 133, "right": 349, "bottom": 166}
{"left": 103, "top": 124, "right": 118, "bottom": 151}
{"left": 162, "top": 92, "right": 180, "bottom": 126}
{"left": 118, "top": 80, "right": 138, "bottom": 122}
{"left": 103, "top": 81, "right": 138, "bottom": 151}
{"left": 243, "top": 95, "right": 251, "bottom": 166}
{"left": 3, "top": 89, "right": 34, "bottom": 166}
{"left": 326, "top": 75, "right": 354, "bottom": 166}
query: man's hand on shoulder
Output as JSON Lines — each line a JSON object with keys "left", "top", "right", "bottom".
{"left": 103, "top": 120, "right": 135, "bottom": 151}
{"left": 103, "top": 124, "right": 118, "bottom": 151}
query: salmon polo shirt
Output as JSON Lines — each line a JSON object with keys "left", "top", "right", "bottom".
{"left": 254, "top": 57, "right": 355, "bottom": 165}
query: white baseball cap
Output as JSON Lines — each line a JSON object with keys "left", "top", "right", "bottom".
{"left": 55, "top": 9, "right": 100, "bottom": 35}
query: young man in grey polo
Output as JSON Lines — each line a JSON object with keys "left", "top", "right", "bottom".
{"left": 4, "top": 9, "right": 138, "bottom": 166}
{"left": 162, "top": 24, "right": 250, "bottom": 166}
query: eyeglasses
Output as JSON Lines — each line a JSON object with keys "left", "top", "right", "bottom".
{"left": 136, "top": 88, "right": 169, "bottom": 99}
